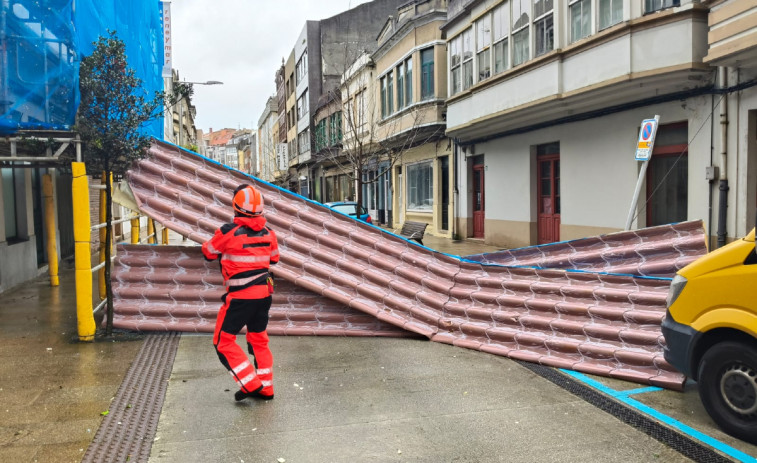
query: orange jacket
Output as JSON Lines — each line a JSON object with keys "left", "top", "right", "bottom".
{"left": 202, "top": 215, "right": 279, "bottom": 296}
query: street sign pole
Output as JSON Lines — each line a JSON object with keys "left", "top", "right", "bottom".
{"left": 625, "top": 159, "right": 650, "bottom": 230}
{"left": 625, "top": 115, "right": 660, "bottom": 230}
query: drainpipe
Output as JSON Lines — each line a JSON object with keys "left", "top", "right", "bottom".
{"left": 452, "top": 138, "right": 460, "bottom": 240}
{"left": 717, "top": 67, "right": 729, "bottom": 248}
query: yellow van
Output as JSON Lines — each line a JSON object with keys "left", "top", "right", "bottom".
{"left": 662, "top": 226, "right": 757, "bottom": 444}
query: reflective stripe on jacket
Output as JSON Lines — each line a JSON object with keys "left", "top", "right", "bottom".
{"left": 202, "top": 215, "right": 279, "bottom": 293}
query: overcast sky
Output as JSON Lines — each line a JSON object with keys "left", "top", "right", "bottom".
{"left": 171, "top": 0, "right": 371, "bottom": 133}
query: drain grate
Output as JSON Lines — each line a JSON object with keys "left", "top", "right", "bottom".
{"left": 518, "top": 361, "right": 733, "bottom": 463}
{"left": 83, "top": 332, "right": 180, "bottom": 463}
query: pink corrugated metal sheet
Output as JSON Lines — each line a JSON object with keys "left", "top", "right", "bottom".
{"left": 465, "top": 221, "right": 707, "bottom": 278}
{"left": 117, "top": 140, "right": 701, "bottom": 390}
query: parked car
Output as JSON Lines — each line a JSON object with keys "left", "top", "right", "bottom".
{"left": 325, "top": 201, "right": 372, "bottom": 224}
{"left": 662, "top": 218, "right": 757, "bottom": 445}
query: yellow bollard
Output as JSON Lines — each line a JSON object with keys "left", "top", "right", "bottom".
{"left": 147, "top": 218, "right": 156, "bottom": 244}
{"left": 42, "top": 174, "right": 59, "bottom": 287}
{"left": 131, "top": 217, "right": 140, "bottom": 244}
{"left": 98, "top": 173, "right": 107, "bottom": 299}
{"left": 162, "top": 227, "right": 169, "bottom": 245}
{"left": 72, "top": 162, "right": 95, "bottom": 342}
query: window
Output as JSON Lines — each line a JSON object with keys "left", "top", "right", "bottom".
{"left": 2, "top": 168, "right": 18, "bottom": 240}
{"left": 493, "top": 3, "right": 509, "bottom": 74}
{"left": 405, "top": 57, "right": 413, "bottom": 104}
{"left": 421, "top": 47, "right": 435, "bottom": 99}
{"left": 396, "top": 57, "right": 412, "bottom": 109}
{"left": 450, "top": 36, "right": 462, "bottom": 95}
{"left": 295, "top": 51, "right": 308, "bottom": 85}
{"left": 406, "top": 161, "right": 433, "bottom": 211}
{"left": 461, "top": 30, "right": 473, "bottom": 90}
{"left": 476, "top": 14, "right": 491, "bottom": 81}
{"left": 599, "top": 0, "right": 623, "bottom": 30}
{"left": 644, "top": 0, "right": 679, "bottom": 13}
{"left": 315, "top": 119, "right": 327, "bottom": 151}
{"left": 387, "top": 70, "right": 394, "bottom": 115}
{"left": 397, "top": 62, "right": 405, "bottom": 110}
{"left": 512, "top": 0, "right": 530, "bottom": 66}
{"left": 570, "top": 0, "right": 591, "bottom": 43}
{"left": 534, "top": 0, "right": 554, "bottom": 57}
{"left": 357, "top": 89, "right": 366, "bottom": 129}
{"left": 381, "top": 75, "right": 388, "bottom": 118}
{"left": 298, "top": 129, "right": 310, "bottom": 155}
{"left": 329, "top": 112, "right": 342, "bottom": 144}
{"left": 296, "top": 90, "right": 308, "bottom": 120}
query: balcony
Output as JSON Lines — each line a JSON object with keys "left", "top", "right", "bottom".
{"left": 446, "top": 4, "right": 711, "bottom": 142}
{"left": 704, "top": 0, "right": 757, "bottom": 68}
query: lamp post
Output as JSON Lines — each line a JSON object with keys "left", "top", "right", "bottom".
{"left": 175, "top": 80, "right": 223, "bottom": 147}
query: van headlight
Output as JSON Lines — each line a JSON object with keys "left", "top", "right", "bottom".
{"left": 666, "top": 275, "right": 688, "bottom": 308}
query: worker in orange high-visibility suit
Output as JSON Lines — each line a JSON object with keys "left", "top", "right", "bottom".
{"left": 202, "top": 184, "right": 280, "bottom": 401}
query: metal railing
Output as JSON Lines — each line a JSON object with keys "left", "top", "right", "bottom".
{"left": 72, "top": 162, "right": 173, "bottom": 340}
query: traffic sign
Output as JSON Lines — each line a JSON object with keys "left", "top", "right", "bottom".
{"left": 635, "top": 115, "right": 659, "bottom": 161}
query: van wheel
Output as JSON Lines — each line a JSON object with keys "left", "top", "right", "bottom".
{"left": 698, "top": 341, "right": 757, "bottom": 444}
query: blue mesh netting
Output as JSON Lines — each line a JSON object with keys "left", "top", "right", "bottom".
{"left": 0, "top": 0, "right": 164, "bottom": 137}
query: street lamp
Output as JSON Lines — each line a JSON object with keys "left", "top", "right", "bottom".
{"left": 175, "top": 80, "right": 223, "bottom": 147}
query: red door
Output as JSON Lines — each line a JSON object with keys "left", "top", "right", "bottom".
{"left": 473, "top": 164, "right": 485, "bottom": 238}
{"left": 537, "top": 155, "right": 560, "bottom": 244}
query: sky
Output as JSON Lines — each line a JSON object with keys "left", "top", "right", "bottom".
{"left": 171, "top": 0, "right": 372, "bottom": 134}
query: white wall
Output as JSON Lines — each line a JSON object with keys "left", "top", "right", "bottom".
{"left": 466, "top": 94, "right": 718, "bottom": 232}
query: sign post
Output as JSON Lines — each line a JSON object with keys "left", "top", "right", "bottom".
{"left": 625, "top": 115, "right": 660, "bottom": 230}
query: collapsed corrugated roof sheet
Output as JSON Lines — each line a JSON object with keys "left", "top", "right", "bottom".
{"left": 117, "top": 140, "right": 709, "bottom": 390}
{"left": 465, "top": 221, "right": 707, "bottom": 278}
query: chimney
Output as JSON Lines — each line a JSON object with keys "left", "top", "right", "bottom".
{"left": 209, "top": 127, "right": 213, "bottom": 134}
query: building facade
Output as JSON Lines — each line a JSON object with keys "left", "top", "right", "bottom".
{"left": 257, "top": 97, "right": 279, "bottom": 182}
{"left": 373, "top": 0, "right": 451, "bottom": 234}
{"left": 444, "top": 0, "right": 757, "bottom": 248}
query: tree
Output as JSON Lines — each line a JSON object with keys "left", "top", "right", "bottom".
{"left": 77, "top": 32, "right": 165, "bottom": 335}
{"left": 315, "top": 52, "right": 444, "bottom": 215}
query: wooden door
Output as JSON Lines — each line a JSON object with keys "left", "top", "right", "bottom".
{"left": 473, "top": 164, "right": 485, "bottom": 238}
{"left": 537, "top": 154, "right": 560, "bottom": 244}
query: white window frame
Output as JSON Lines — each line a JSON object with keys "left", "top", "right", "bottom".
{"left": 569, "top": 0, "right": 592, "bottom": 44}
{"left": 598, "top": 0, "right": 623, "bottom": 31}
{"left": 449, "top": 35, "right": 462, "bottom": 96}
{"left": 461, "top": 28, "right": 473, "bottom": 90}
{"left": 492, "top": 2, "right": 510, "bottom": 75}
{"left": 476, "top": 14, "right": 492, "bottom": 82}
{"left": 533, "top": 0, "right": 554, "bottom": 58}
{"left": 512, "top": 0, "right": 530, "bottom": 66}
{"left": 405, "top": 160, "right": 433, "bottom": 212}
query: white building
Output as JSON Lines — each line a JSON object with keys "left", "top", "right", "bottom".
{"left": 444, "top": 0, "right": 757, "bottom": 249}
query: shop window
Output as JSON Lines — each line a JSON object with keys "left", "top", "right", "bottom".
{"left": 406, "top": 161, "right": 433, "bottom": 211}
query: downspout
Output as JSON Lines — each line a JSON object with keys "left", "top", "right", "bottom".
{"left": 717, "top": 67, "right": 729, "bottom": 248}
{"left": 452, "top": 138, "right": 459, "bottom": 240}
{"left": 708, "top": 92, "right": 714, "bottom": 251}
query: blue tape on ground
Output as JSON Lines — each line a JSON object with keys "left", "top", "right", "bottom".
{"left": 561, "top": 369, "right": 757, "bottom": 463}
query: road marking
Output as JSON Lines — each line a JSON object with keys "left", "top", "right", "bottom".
{"left": 561, "top": 369, "right": 757, "bottom": 463}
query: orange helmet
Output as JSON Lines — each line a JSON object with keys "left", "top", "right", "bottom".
{"left": 232, "top": 185, "right": 264, "bottom": 216}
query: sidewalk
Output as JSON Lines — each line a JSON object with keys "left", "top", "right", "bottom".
{"left": 0, "top": 268, "right": 143, "bottom": 463}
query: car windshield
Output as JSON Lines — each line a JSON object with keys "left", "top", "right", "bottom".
{"left": 331, "top": 204, "right": 357, "bottom": 215}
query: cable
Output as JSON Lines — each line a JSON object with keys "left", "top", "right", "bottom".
{"left": 629, "top": 94, "right": 725, "bottom": 227}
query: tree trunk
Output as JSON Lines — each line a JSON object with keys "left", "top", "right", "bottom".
{"left": 355, "top": 165, "right": 363, "bottom": 211}
{"left": 104, "top": 169, "right": 114, "bottom": 336}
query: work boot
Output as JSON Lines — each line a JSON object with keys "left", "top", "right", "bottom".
{"left": 234, "top": 384, "right": 264, "bottom": 402}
